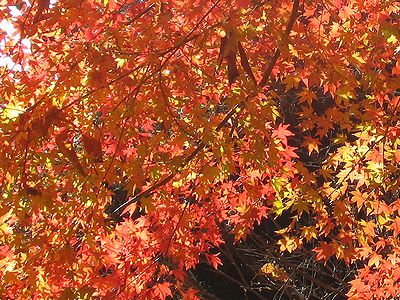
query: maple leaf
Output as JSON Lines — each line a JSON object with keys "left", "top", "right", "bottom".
{"left": 298, "top": 89, "right": 317, "bottom": 105}
{"left": 350, "top": 190, "right": 367, "bottom": 211}
{"left": 140, "top": 197, "right": 155, "bottom": 213}
{"left": 360, "top": 220, "right": 376, "bottom": 237}
{"left": 82, "top": 133, "right": 103, "bottom": 162}
{"left": 301, "top": 226, "right": 317, "bottom": 242}
{"left": 290, "top": 199, "right": 310, "bottom": 214}
{"left": 283, "top": 75, "right": 301, "bottom": 91}
{"left": 206, "top": 253, "right": 222, "bottom": 269}
{"left": 182, "top": 288, "right": 200, "bottom": 300}
{"left": 394, "top": 149, "right": 400, "bottom": 163}
{"left": 260, "top": 262, "right": 289, "bottom": 281}
{"left": 348, "top": 278, "right": 368, "bottom": 296}
{"left": 278, "top": 235, "right": 301, "bottom": 253}
{"left": 391, "top": 219, "right": 400, "bottom": 236}
{"left": 1, "top": 0, "right": 400, "bottom": 298}
{"left": 33, "top": 0, "right": 50, "bottom": 23}
{"left": 302, "top": 136, "right": 321, "bottom": 154}
{"left": 154, "top": 282, "right": 173, "bottom": 299}
{"left": 281, "top": 145, "right": 299, "bottom": 159}
{"left": 314, "top": 242, "right": 336, "bottom": 262}
{"left": 368, "top": 252, "right": 382, "bottom": 268}
{"left": 271, "top": 124, "right": 294, "bottom": 147}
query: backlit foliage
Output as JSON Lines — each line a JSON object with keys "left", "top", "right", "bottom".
{"left": 0, "top": 0, "right": 399, "bottom": 298}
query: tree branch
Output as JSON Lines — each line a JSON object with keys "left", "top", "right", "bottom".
{"left": 113, "top": 0, "right": 301, "bottom": 214}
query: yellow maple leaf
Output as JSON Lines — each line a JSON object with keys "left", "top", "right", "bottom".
{"left": 368, "top": 252, "right": 381, "bottom": 268}
{"left": 260, "top": 262, "right": 289, "bottom": 281}
{"left": 278, "top": 235, "right": 301, "bottom": 253}
{"left": 303, "top": 136, "right": 321, "bottom": 154}
{"left": 301, "top": 226, "right": 317, "bottom": 242}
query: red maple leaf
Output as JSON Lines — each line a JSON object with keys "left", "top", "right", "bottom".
{"left": 314, "top": 242, "right": 336, "bottom": 262}
{"left": 272, "top": 124, "right": 294, "bottom": 146}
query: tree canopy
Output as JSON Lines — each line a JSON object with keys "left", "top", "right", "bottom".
{"left": 1, "top": 0, "right": 400, "bottom": 299}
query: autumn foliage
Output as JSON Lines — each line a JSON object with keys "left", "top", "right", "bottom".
{"left": 0, "top": 0, "right": 400, "bottom": 299}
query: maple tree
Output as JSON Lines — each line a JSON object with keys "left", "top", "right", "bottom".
{"left": 0, "top": 0, "right": 399, "bottom": 299}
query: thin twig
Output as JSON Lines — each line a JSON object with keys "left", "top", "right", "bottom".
{"left": 112, "top": 0, "right": 301, "bottom": 214}
{"left": 207, "top": 266, "right": 269, "bottom": 300}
